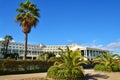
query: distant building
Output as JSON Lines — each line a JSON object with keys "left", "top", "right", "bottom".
{"left": 0, "top": 41, "right": 108, "bottom": 60}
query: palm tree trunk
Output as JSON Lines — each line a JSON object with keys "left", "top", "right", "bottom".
{"left": 5, "top": 41, "right": 9, "bottom": 56}
{"left": 3, "top": 45, "right": 6, "bottom": 58}
{"left": 23, "top": 33, "right": 28, "bottom": 60}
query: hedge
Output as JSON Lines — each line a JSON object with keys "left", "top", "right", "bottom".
{"left": 0, "top": 59, "right": 54, "bottom": 75}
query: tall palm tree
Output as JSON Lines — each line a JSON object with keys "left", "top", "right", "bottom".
{"left": 15, "top": 0, "right": 40, "bottom": 60}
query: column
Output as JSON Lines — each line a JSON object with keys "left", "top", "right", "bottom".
{"left": 32, "top": 56, "right": 34, "bottom": 60}
{"left": 84, "top": 50, "right": 87, "bottom": 57}
{"left": 94, "top": 50, "right": 96, "bottom": 57}
{"left": 93, "top": 50, "right": 95, "bottom": 59}
{"left": 91, "top": 50, "right": 94, "bottom": 60}
{"left": 84, "top": 50, "right": 87, "bottom": 60}
{"left": 88, "top": 50, "right": 91, "bottom": 60}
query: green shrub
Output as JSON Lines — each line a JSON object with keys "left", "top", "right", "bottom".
{"left": 0, "top": 60, "right": 4, "bottom": 71}
{"left": 4, "top": 59, "right": 19, "bottom": 71}
{"left": 94, "top": 64, "right": 120, "bottom": 72}
{"left": 93, "top": 53, "right": 120, "bottom": 72}
{"left": 57, "top": 69, "right": 66, "bottom": 79}
{"left": 47, "top": 66, "right": 61, "bottom": 79}
{"left": 71, "top": 68, "right": 84, "bottom": 79}
{"left": 94, "top": 64, "right": 105, "bottom": 71}
{"left": 112, "top": 64, "right": 120, "bottom": 72}
{"left": 47, "top": 66, "right": 84, "bottom": 80}
{"left": 105, "top": 66, "right": 112, "bottom": 72}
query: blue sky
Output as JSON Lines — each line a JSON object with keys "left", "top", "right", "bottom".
{"left": 0, "top": 0, "right": 120, "bottom": 54}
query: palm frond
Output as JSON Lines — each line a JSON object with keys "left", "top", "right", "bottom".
{"left": 15, "top": 0, "right": 40, "bottom": 32}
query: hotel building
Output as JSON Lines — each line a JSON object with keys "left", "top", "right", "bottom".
{"left": 0, "top": 41, "right": 108, "bottom": 60}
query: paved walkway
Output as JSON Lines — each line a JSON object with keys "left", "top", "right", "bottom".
{"left": 0, "top": 73, "right": 46, "bottom": 80}
{"left": 0, "top": 69, "right": 120, "bottom": 80}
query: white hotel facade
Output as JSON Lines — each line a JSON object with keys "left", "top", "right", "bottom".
{"left": 0, "top": 41, "right": 108, "bottom": 60}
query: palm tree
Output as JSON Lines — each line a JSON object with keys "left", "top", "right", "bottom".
{"left": 0, "top": 35, "right": 13, "bottom": 58}
{"left": 15, "top": 0, "right": 40, "bottom": 60}
{"left": 1, "top": 41, "right": 7, "bottom": 57}
{"left": 4, "top": 35, "right": 13, "bottom": 55}
{"left": 55, "top": 47, "right": 87, "bottom": 70}
{"left": 47, "top": 47, "right": 88, "bottom": 79}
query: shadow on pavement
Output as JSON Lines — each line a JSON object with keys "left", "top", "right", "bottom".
{"left": 84, "top": 73, "right": 109, "bottom": 80}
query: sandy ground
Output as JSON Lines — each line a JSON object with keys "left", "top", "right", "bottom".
{"left": 0, "top": 69, "right": 120, "bottom": 80}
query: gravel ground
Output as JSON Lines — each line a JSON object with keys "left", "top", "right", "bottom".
{"left": 0, "top": 69, "right": 120, "bottom": 80}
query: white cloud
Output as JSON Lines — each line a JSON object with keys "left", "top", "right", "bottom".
{"left": 92, "top": 40, "right": 97, "bottom": 44}
{"left": 0, "top": 37, "right": 15, "bottom": 42}
{"left": 67, "top": 40, "right": 72, "bottom": 43}
{"left": 88, "top": 44, "right": 104, "bottom": 50}
{"left": 91, "top": 44, "right": 104, "bottom": 48}
{"left": 67, "top": 40, "right": 75, "bottom": 44}
{"left": 87, "top": 40, "right": 104, "bottom": 49}
{"left": 86, "top": 40, "right": 120, "bottom": 54}
{"left": 0, "top": 38, "right": 4, "bottom": 41}
{"left": 106, "top": 41, "right": 120, "bottom": 54}
{"left": 12, "top": 40, "right": 15, "bottom": 42}
{"left": 107, "top": 41, "right": 120, "bottom": 49}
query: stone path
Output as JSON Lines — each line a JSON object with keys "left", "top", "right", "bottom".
{"left": 0, "top": 69, "right": 120, "bottom": 80}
